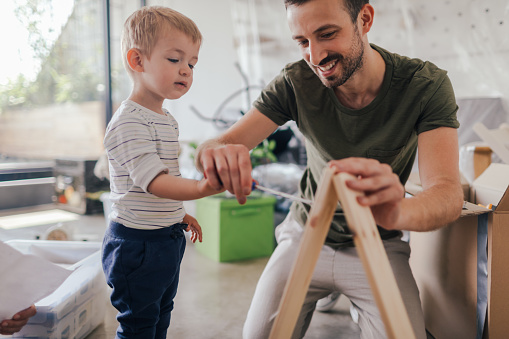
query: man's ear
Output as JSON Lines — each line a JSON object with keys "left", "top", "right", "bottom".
{"left": 358, "top": 4, "right": 374, "bottom": 35}
{"left": 126, "top": 48, "right": 144, "bottom": 72}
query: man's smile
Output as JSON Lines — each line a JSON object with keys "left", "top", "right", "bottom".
{"left": 318, "top": 60, "right": 337, "bottom": 72}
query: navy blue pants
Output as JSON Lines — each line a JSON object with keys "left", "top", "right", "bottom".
{"left": 102, "top": 221, "right": 187, "bottom": 339}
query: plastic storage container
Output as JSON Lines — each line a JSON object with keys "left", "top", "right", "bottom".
{"left": 5, "top": 240, "right": 107, "bottom": 339}
{"left": 194, "top": 193, "right": 276, "bottom": 262}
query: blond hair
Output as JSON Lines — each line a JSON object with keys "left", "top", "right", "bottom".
{"left": 121, "top": 6, "right": 202, "bottom": 73}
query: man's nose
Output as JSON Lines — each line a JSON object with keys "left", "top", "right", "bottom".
{"left": 308, "top": 41, "right": 326, "bottom": 67}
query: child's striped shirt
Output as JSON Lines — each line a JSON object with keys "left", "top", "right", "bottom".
{"left": 104, "top": 100, "right": 185, "bottom": 229}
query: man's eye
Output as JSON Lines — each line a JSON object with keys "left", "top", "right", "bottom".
{"left": 297, "top": 40, "right": 308, "bottom": 47}
{"left": 322, "top": 32, "right": 335, "bottom": 39}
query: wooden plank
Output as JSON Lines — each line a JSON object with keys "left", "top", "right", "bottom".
{"left": 269, "top": 169, "right": 416, "bottom": 339}
{"left": 268, "top": 167, "right": 338, "bottom": 339}
{"left": 333, "top": 172, "right": 416, "bottom": 339}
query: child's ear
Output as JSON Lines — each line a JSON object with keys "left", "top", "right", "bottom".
{"left": 127, "top": 48, "right": 144, "bottom": 72}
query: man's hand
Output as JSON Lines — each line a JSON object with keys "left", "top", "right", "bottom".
{"left": 0, "top": 304, "right": 37, "bottom": 335}
{"left": 329, "top": 157, "right": 404, "bottom": 230}
{"left": 199, "top": 144, "right": 253, "bottom": 204}
{"left": 195, "top": 108, "right": 279, "bottom": 205}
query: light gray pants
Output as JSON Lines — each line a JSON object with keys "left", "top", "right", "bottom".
{"left": 243, "top": 213, "right": 426, "bottom": 339}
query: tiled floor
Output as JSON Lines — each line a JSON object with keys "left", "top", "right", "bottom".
{"left": 0, "top": 205, "right": 360, "bottom": 339}
{"left": 87, "top": 241, "right": 360, "bottom": 339}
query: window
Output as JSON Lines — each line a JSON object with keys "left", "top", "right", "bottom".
{"left": 0, "top": 0, "right": 139, "bottom": 161}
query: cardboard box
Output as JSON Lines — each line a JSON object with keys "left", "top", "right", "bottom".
{"left": 481, "top": 175, "right": 509, "bottom": 339}
{"left": 471, "top": 163, "right": 509, "bottom": 207}
{"left": 195, "top": 193, "right": 276, "bottom": 262}
{"left": 409, "top": 200, "right": 492, "bottom": 339}
{"left": 5, "top": 240, "right": 108, "bottom": 339}
{"left": 409, "top": 182, "right": 509, "bottom": 339}
{"left": 472, "top": 123, "right": 509, "bottom": 338}
{"left": 473, "top": 146, "right": 492, "bottom": 179}
{"left": 408, "top": 125, "right": 509, "bottom": 338}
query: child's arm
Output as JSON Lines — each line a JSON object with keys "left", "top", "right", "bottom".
{"left": 147, "top": 172, "right": 223, "bottom": 201}
{"left": 183, "top": 213, "right": 202, "bottom": 243}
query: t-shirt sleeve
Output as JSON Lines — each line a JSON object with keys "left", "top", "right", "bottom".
{"left": 104, "top": 114, "right": 168, "bottom": 192}
{"left": 416, "top": 73, "right": 460, "bottom": 134}
{"left": 253, "top": 69, "right": 296, "bottom": 126}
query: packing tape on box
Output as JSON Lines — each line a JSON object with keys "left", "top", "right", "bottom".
{"left": 476, "top": 213, "right": 489, "bottom": 339}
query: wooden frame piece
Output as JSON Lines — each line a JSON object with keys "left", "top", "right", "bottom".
{"left": 333, "top": 172, "right": 415, "bottom": 339}
{"left": 269, "top": 167, "right": 338, "bottom": 339}
{"left": 269, "top": 168, "right": 416, "bottom": 339}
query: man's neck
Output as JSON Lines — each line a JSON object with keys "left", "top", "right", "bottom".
{"left": 333, "top": 46, "right": 386, "bottom": 110}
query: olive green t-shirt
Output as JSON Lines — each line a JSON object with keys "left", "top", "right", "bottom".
{"left": 253, "top": 44, "right": 460, "bottom": 248}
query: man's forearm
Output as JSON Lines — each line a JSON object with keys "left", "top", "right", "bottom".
{"left": 399, "top": 180, "right": 463, "bottom": 232}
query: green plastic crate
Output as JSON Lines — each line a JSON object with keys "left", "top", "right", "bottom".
{"left": 195, "top": 193, "right": 276, "bottom": 262}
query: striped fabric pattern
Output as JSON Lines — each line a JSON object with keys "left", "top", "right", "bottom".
{"left": 104, "top": 100, "right": 185, "bottom": 229}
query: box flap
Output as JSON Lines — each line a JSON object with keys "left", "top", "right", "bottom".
{"left": 461, "top": 201, "right": 491, "bottom": 216}
{"left": 472, "top": 163, "right": 509, "bottom": 208}
{"left": 473, "top": 122, "right": 509, "bottom": 164}
{"left": 496, "top": 186, "right": 509, "bottom": 211}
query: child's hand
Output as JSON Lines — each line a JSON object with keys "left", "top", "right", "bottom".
{"left": 183, "top": 214, "right": 202, "bottom": 243}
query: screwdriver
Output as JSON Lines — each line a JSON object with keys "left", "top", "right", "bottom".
{"left": 252, "top": 181, "right": 313, "bottom": 205}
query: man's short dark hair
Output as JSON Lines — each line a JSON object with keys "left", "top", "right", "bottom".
{"left": 284, "top": 0, "right": 369, "bottom": 23}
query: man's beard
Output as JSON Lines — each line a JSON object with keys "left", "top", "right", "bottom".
{"left": 313, "top": 31, "right": 364, "bottom": 88}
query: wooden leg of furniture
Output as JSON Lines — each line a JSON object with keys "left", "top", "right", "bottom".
{"left": 333, "top": 172, "right": 415, "bottom": 339}
{"left": 269, "top": 169, "right": 416, "bottom": 339}
{"left": 268, "top": 167, "right": 338, "bottom": 339}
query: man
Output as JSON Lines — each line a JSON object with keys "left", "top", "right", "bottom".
{"left": 196, "top": 0, "right": 463, "bottom": 338}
